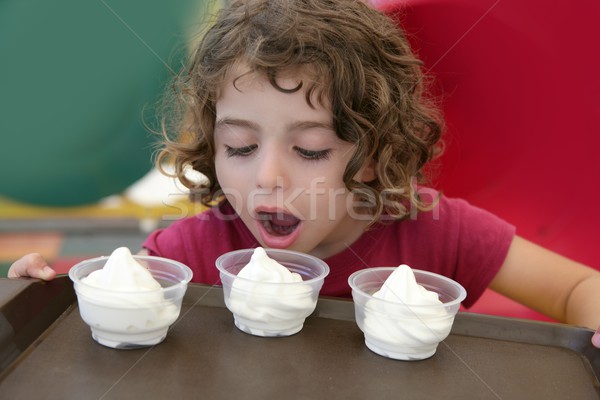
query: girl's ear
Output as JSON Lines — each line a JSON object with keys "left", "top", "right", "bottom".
{"left": 357, "top": 158, "right": 377, "bottom": 183}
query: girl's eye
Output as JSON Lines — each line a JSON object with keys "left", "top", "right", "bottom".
{"left": 224, "top": 144, "right": 257, "bottom": 157}
{"left": 294, "top": 146, "right": 331, "bottom": 161}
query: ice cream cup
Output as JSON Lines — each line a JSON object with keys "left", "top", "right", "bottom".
{"left": 348, "top": 267, "right": 466, "bottom": 360}
{"left": 69, "top": 255, "right": 193, "bottom": 349}
{"left": 216, "top": 248, "right": 330, "bottom": 337}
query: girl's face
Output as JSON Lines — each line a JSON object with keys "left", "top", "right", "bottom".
{"left": 214, "top": 67, "right": 374, "bottom": 259}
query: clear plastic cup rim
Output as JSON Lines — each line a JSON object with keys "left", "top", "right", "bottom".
{"left": 216, "top": 248, "right": 330, "bottom": 285}
{"left": 68, "top": 254, "right": 193, "bottom": 294}
{"left": 348, "top": 267, "right": 467, "bottom": 307}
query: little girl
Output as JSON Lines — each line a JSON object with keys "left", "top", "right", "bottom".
{"left": 9, "top": 0, "right": 600, "bottom": 347}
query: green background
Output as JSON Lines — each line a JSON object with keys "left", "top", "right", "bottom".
{"left": 0, "top": 0, "right": 206, "bottom": 206}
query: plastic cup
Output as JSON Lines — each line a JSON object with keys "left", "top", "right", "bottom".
{"left": 69, "top": 255, "right": 193, "bottom": 349}
{"left": 348, "top": 267, "right": 466, "bottom": 360}
{"left": 216, "top": 248, "right": 330, "bottom": 337}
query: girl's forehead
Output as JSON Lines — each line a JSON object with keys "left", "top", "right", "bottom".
{"left": 223, "top": 61, "right": 310, "bottom": 86}
{"left": 219, "top": 62, "right": 330, "bottom": 108}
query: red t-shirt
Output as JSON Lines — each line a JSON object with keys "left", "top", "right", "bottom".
{"left": 143, "top": 190, "right": 515, "bottom": 308}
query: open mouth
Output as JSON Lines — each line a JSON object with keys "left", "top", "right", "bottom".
{"left": 257, "top": 211, "right": 300, "bottom": 237}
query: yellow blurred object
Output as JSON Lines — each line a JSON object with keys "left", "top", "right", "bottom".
{"left": 0, "top": 194, "right": 206, "bottom": 233}
{"left": 0, "top": 195, "right": 196, "bottom": 219}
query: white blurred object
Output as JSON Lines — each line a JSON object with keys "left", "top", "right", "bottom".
{"left": 125, "top": 165, "right": 205, "bottom": 207}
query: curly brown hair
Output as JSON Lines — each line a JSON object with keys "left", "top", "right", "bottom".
{"left": 158, "top": 0, "right": 444, "bottom": 222}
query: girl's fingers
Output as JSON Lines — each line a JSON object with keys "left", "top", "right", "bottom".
{"left": 592, "top": 327, "right": 600, "bottom": 348}
{"left": 8, "top": 253, "right": 56, "bottom": 280}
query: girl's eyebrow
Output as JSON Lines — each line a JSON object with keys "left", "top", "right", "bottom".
{"left": 287, "top": 120, "right": 334, "bottom": 133}
{"left": 215, "top": 118, "right": 260, "bottom": 131}
{"left": 214, "top": 118, "right": 335, "bottom": 136}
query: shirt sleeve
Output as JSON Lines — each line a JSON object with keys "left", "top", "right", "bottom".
{"left": 143, "top": 222, "right": 189, "bottom": 265}
{"left": 450, "top": 197, "right": 516, "bottom": 308}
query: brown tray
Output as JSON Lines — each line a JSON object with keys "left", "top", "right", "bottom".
{"left": 0, "top": 280, "right": 598, "bottom": 399}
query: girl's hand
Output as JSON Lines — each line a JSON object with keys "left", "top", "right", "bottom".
{"left": 593, "top": 328, "right": 600, "bottom": 349}
{"left": 8, "top": 253, "right": 57, "bottom": 280}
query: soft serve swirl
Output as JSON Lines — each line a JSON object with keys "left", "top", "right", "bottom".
{"left": 83, "top": 247, "right": 160, "bottom": 291}
{"left": 76, "top": 247, "right": 179, "bottom": 340}
{"left": 227, "top": 247, "right": 315, "bottom": 336}
{"left": 362, "top": 264, "right": 454, "bottom": 359}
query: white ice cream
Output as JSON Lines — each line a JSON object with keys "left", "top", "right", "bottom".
{"left": 372, "top": 264, "right": 443, "bottom": 309}
{"left": 362, "top": 264, "right": 454, "bottom": 360}
{"left": 227, "top": 247, "right": 315, "bottom": 336}
{"left": 75, "top": 247, "right": 179, "bottom": 348}
{"left": 83, "top": 247, "right": 162, "bottom": 294}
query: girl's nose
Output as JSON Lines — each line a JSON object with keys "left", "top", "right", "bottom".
{"left": 255, "top": 149, "right": 287, "bottom": 190}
